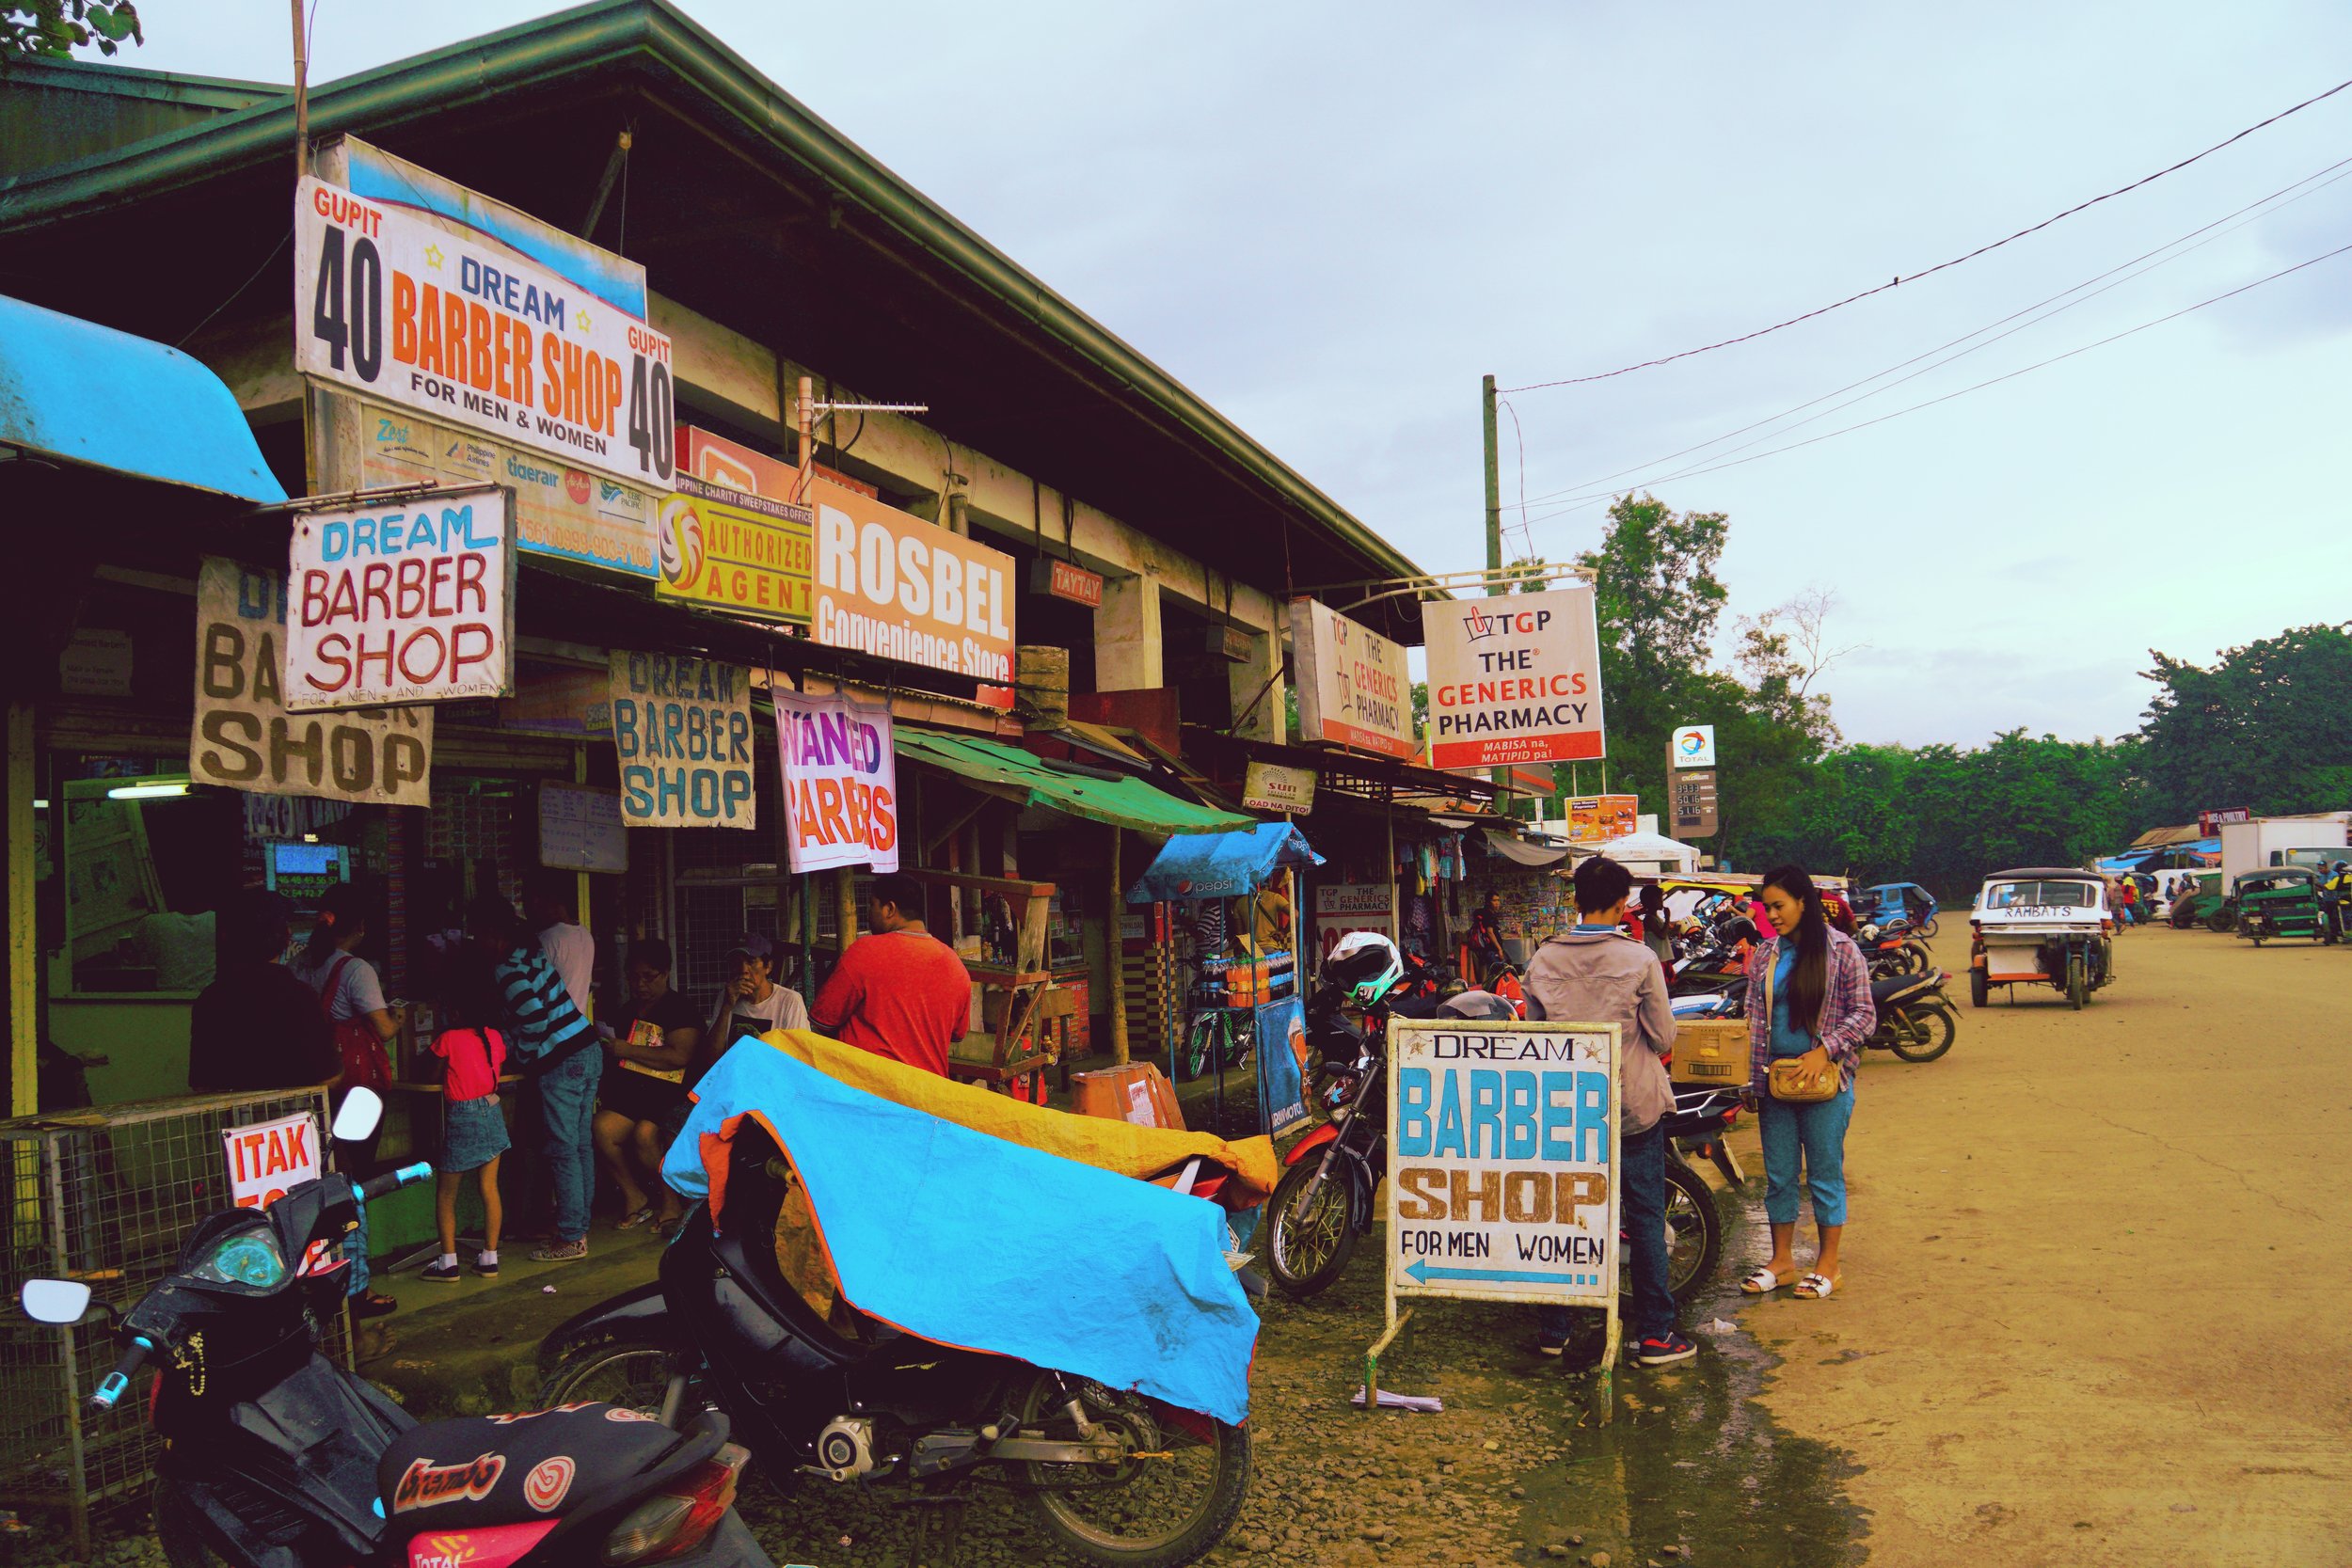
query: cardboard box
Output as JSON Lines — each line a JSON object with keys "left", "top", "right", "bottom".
{"left": 1071, "top": 1062, "right": 1185, "bottom": 1131}
{"left": 1670, "top": 1019, "right": 1749, "bottom": 1086}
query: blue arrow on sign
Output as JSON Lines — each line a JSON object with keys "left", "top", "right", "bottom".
{"left": 1404, "top": 1257, "right": 1598, "bottom": 1288}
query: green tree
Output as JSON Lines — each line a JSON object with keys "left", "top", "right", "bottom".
{"left": 1, "top": 0, "right": 141, "bottom": 60}
{"left": 2138, "top": 625, "right": 2352, "bottom": 819}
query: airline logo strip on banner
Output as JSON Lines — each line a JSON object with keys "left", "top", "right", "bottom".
{"left": 294, "top": 177, "right": 676, "bottom": 496}
{"left": 1387, "top": 1019, "right": 1620, "bottom": 1306}
{"left": 1289, "top": 598, "right": 1417, "bottom": 761}
{"left": 774, "top": 689, "right": 899, "bottom": 873}
{"left": 1422, "top": 587, "right": 1607, "bottom": 770}
{"left": 191, "top": 557, "right": 433, "bottom": 804}
{"left": 808, "top": 478, "right": 1016, "bottom": 686}
{"left": 284, "top": 486, "right": 516, "bottom": 711}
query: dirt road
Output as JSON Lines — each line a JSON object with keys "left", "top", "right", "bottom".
{"left": 1731, "top": 920, "right": 2352, "bottom": 1566}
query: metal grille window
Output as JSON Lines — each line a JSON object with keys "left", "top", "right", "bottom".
{"left": 1, "top": 1089, "right": 347, "bottom": 1556}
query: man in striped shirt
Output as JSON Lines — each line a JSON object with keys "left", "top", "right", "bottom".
{"left": 474, "top": 895, "right": 603, "bottom": 1261}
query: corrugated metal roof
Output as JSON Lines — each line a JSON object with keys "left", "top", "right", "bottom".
{"left": 0, "top": 292, "right": 285, "bottom": 501}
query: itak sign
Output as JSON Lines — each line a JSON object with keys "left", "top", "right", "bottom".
{"left": 286, "top": 486, "right": 516, "bottom": 710}
{"left": 191, "top": 557, "right": 432, "bottom": 805}
{"left": 1385, "top": 1018, "right": 1619, "bottom": 1306}
{"left": 1422, "top": 587, "right": 1606, "bottom": 769}
{"left": 221, "top": 1112, "right": 321, "bottom": 1211}
{"left": 294, "top": 176, "right": 676, "bottom": 494}
{"left": 608, "top": 652, "right": 755, "bottom": 829}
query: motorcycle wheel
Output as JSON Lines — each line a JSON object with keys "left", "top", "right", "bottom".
{"left": 1264, "top": 1158, "right": 1358, "bottom": 1300}
{"left": 1630, "top": 1157, "right": 1723, "bottom": 1300}
{"left": 1890, "top": 1001, "right": 1957, "bottom": 1063}
{"left": 1920, "top": 917, "right": 1940, "bottom": 939}
{"left": 539, "top": 1337, "right": 680, "bottom": 1417}
{"left": 1902, "top": 942, "right": 1933, "bottom": 974}
{"left": 2067, "top": 957, "right": 2087, "bottom": 1010}
{"left": 153, "top": 1481, "right": 228, "bottom": 1568}
{"left": 1968, "top": 966, "right": 1989, "bottom": 1009}
{"left": 2206, "top": 906, "right": 2233, "bottom": 934}
{"left": 1019, "top": 1374, "right": 1251, "bottom": 1568}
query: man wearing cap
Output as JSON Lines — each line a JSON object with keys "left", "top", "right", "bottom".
{"left": 811, "top": 872, "right": 970, "bottom": 1078}
{"left": 707, "top": 932, "right": 810, "bottom": 1060}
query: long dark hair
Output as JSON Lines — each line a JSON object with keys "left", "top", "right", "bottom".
{"left": 1762, "top": 863, "right": 1830, "bottom": 1037}
{"left": 301, "top": 883, "right": 367, "bottom": 966}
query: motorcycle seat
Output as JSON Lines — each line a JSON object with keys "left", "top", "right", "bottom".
{"left": 1868, "top": 973, "right": 1938, "bottom": 1007}
{"left": 375, "top": 1402, "right": 682, "bottom": 1530}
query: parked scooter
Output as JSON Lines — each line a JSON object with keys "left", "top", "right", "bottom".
{"left": 14, "top": 1090, "right": 770, "bottom": 1568}
{"left": 1667, "top": 911, "right": 1757, "bottom": 996}
{"left": 1674, "top": 971, "right": 1957, "bottom": 1064}
{"left": 538, "top": 1122, "right": 1258, "bottom": 1568}
{"left": 1855, "top": 920, "right": 1934, "bottom": 978}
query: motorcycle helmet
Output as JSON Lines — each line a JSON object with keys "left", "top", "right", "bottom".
{"left": 1325, "top": 931, "right": 1406, "bottom": 1009}
{"left": 1438, "top": 989, "right": 1518, "bottom": 1022}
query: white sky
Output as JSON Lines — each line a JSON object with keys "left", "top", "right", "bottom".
{"left": 123, "top": 1, "right": 2352, "bottom": 745}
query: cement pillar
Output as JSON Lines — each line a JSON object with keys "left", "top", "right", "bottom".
{"left": 1093, "top": 574, "right": 1163, "bottom": 692}
{"left": 1226, "top": 625, "right": 1284, "bottom": 742}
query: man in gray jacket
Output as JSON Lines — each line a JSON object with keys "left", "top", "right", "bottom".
{"left": 1523, "top": 855, "right": 1695, "bottom": 1367}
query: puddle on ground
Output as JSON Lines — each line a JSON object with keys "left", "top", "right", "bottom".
{"left": 1516, "top": 1189, "right": 1872, "bottom": 1567}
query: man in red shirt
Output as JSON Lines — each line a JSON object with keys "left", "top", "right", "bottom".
{"left": 811, "top": 873, "right": 970, "bottom": 1077}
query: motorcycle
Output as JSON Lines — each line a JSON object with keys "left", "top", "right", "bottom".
{"left": 1854, "top": 920, "right": 1933, "bottom": 977}
{"left": 1677, "top": 971, "right": 1957, "bottom": 1065}
{"left": 14, "top": 1089, "right": 770, "bottom": 1568}
{"left": 1667, "top": 912, "right": 1757, "bottom": 997}
{"left": 538, "top": 1116, "right": 1256, "bottom": 1568}
{"left": 1269, "top": 979, "right": 1727, "bottom": 1304}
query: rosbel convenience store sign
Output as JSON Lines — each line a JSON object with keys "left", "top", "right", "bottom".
{"left": 809, "top": 478, "right": 1015, "bottom": 685}
{"left": 294, "top": 176, "right": 676, "bottom": 494}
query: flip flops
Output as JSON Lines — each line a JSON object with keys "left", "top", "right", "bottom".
{"left": 1740, "top": 1267, "right": 1796, "bottom": 1294}
{"left": 614, "top": 1206, "right": 658, "bottom": 1231}
{"left": 1795, "top": 1272, "right": 1841, "bottom": 1300}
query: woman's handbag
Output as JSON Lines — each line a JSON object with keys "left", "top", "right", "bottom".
{"left": 1768, "top": 1054, "right": 1839, "bottom": 1103}
{"left": 1759, "top": 942, "right": 1839, "bottom": 1102}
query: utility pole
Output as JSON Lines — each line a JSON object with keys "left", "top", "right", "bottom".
{"left": 1481, "top": 373, "right": 1502, "bottom": 597}
{"left": 290, "top": 0, "right": 310, "bottom": 178}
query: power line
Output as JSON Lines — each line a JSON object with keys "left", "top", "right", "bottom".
{"left": 1517, "top": 234, "right": 2352, "bottom": 521}
{"left": 1499, "top": 73, "right": 2352, "bottom": 394}
{"left": 1514, "top": 152, "right": 2352, "bottom": 514}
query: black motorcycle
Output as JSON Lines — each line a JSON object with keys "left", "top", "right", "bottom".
{"left": 1865, "top": 969, "right": 1960, "bottom": 1062}
{"left": 14, "top": 1091, "right": 769, "bottom": 1568}
{"left": 538, "top": 1115, "right": 1253, "bottom": 1568}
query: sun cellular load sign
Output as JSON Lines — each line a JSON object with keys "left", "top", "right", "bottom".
{"left": 294, "top": 177, "right": 675, "bottom": 494}
{"left": 1422, "top": 587, "right": 1607, "bottom": 769}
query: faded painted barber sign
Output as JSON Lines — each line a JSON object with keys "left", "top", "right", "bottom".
{"left": 1385, "top": 1018, "right": 1620, "bottom": 1305}
{"left": 608, "top": 651, "right": 755, "bottom": 829}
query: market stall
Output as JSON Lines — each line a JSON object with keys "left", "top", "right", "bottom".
{"left": 1127, "top": 823, "right": 1323, "bottom": 1136}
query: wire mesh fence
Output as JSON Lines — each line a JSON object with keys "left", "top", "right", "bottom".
{"left": 1, "top": 1087, "right": 345, "bottom": 1559}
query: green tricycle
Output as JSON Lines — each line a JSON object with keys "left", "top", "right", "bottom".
{"left": 2231, "top": 866, "right": 2336, "bottom": 946}
{"left": 2167, "top": 870, "right": 2233, "bottom": 933}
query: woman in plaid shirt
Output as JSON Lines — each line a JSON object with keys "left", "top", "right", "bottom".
{"left": 1740, "top": 864, "right": 1875, "bottom": 1302}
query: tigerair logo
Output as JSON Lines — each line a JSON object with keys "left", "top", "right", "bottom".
{"left": 390, "top": 1452, "right": 505, "bottom": 1513}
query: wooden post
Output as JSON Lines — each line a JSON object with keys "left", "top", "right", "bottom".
{"left": 7, "top": 702, "right": 36, "bottom": 1118}
{"left": 1108, "top": 829, "right": 1129, "bottom": 1065}
{"left": 834, "top": 866, "right": 857, "bottom": 953}
{"left": 574, "top": 745, "right": 594, "bottom": 1019}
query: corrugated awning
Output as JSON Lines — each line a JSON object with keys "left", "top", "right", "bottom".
{"left": 1483, "top": 828, "right": 1568, "bottom": 867}
{"left": 898, "top": 730, "right": 1256, "bottom": 838}
{"left": 0, "top": 292, "right": 285, "bottom": 501}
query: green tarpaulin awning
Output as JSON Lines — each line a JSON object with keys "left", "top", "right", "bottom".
{"left": 897, "top": 731, "right": 1254, "bottom": 839}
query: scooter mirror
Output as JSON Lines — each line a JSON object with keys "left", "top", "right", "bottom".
{"left": 332, "top": 1087, "right": 384, "bottom": 1144}
{"left": 22, "top": 1279, "right": 92, "bottom": 1324}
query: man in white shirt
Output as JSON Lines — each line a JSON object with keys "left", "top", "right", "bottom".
{"left": 527, "top": 874, "right": 596, "bottom": 1018}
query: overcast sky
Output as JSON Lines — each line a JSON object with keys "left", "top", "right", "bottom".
{"left": 126, "top": 1, "right": 2352, "bottom": 747}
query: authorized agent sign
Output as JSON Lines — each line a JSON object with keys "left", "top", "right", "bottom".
{"left": 1386, "top": 1018, "right": 1619, "bottom": 1307}
{"left": 294, "top": 176, "right": 676, "bottom": 494}
{"left": 1422, "top": 586, "right": 1606, "bottom": 770}
{"left": 284, "top": 485, "right": 516, "bottom": 710}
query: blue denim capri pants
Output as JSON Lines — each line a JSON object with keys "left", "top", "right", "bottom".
{"left": 1759, "top": 1084, "right": 1853, "bottom": 1227}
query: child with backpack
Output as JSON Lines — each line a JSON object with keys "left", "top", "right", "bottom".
{"left": 421, "top": 949, "right": 510, "bottom": 1284}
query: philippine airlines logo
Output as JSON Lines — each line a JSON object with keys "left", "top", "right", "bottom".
{"left": 523, "top": 1456, "right": 576, "bottom": 1513}
{"left": 658, "top": 496, "right": 705, "bottom": 587}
